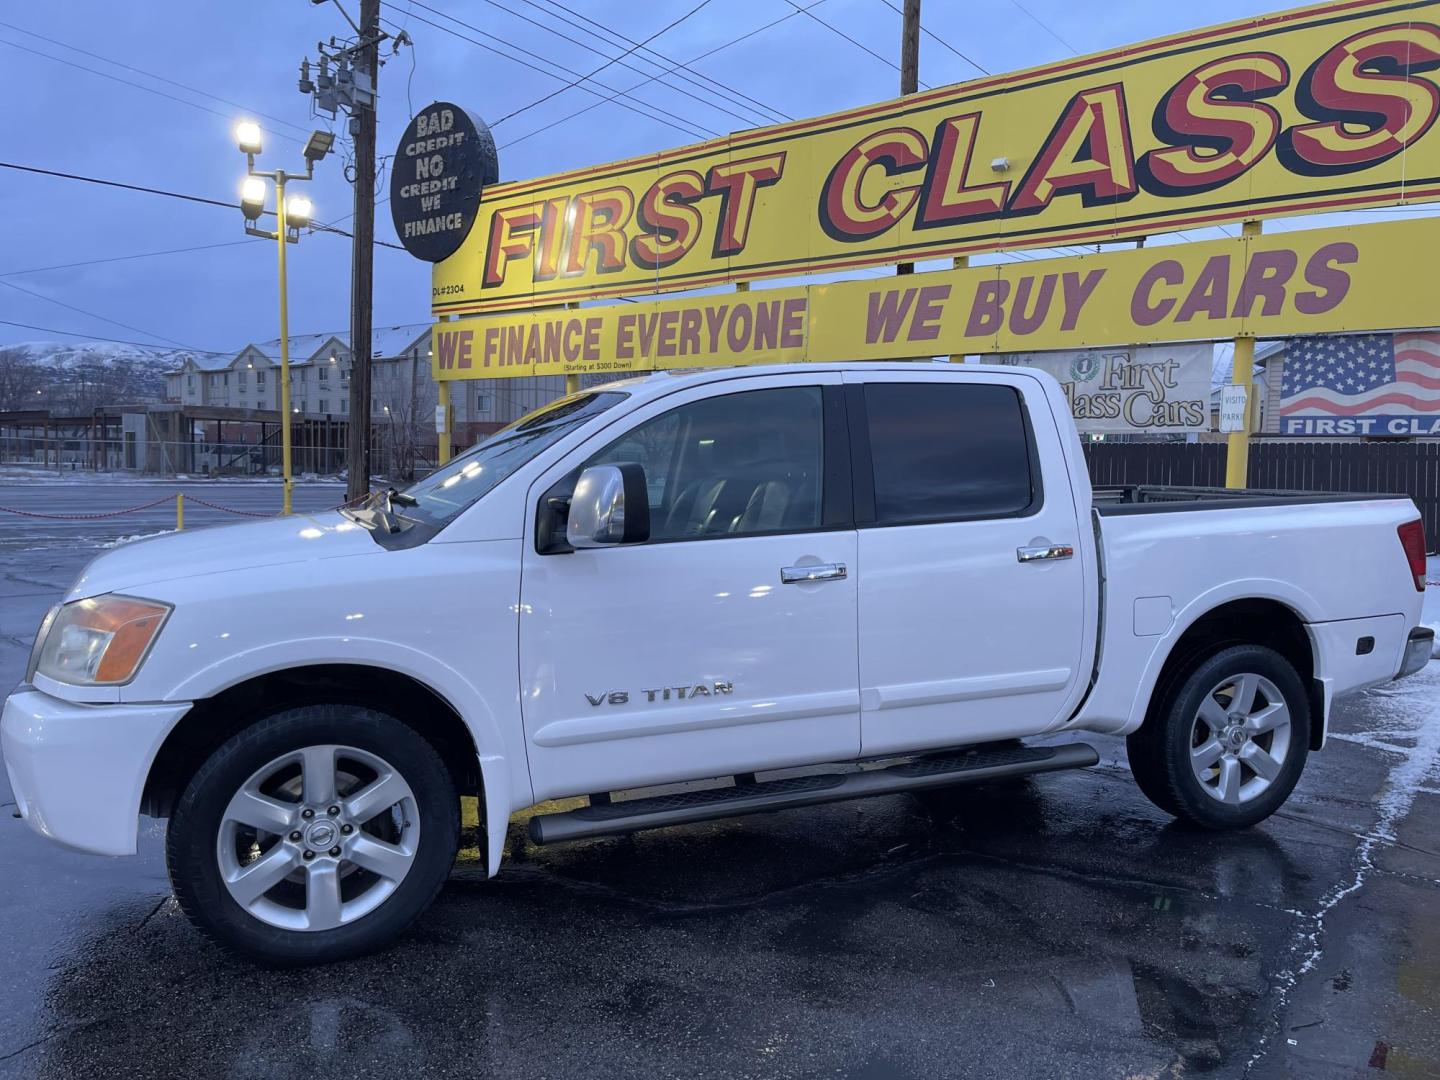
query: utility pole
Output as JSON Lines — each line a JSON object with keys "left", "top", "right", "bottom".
{"left": 897, "top": 0, "right": 920, "bottom": 275}
{"left": 300, "top": 1, "right": 389, "bottom": 499}
{"left": 346, "top": 0, "right": 380, "bottom": 502}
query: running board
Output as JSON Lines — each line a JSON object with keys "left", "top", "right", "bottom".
{"left": 527, "top": 742, "right": 1100, "bottom": 845}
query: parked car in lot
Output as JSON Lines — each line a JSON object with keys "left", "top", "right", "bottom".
{"left": 3, "top": 363, "right": 1432, "bottom": 964}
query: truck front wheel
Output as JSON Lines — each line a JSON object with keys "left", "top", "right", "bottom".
{"left": 166, "top": 704, "right": 459, "bottom": 964}
{"left": 1128, "top": 645, "right": 1310, "bottom": 829}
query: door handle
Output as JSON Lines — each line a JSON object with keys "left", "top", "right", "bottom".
{"left": 1017, "top": 543, "right": 1074, "bottom": 563}
{"left": 781, "top": 563, "right": 847, "bottom": 584}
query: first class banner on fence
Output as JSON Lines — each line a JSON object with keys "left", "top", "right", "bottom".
{"left": 431, "top": 216, "right": 1440, "bottom": 379}
{"left": 432, "top": 0, "right": 1440, "bottom": 315}
{"left": 997, "top": 345, "right": 1213, "bottom": 434}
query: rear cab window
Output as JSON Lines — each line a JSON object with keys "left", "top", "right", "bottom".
{"left": 855, "top": 381, "right": 1041, "bottom": 526}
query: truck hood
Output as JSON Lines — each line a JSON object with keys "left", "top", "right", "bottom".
{"left": 68, "top": 512, "right": 380, "bottom": 599}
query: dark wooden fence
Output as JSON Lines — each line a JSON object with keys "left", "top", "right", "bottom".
{"left": 1082, "top": 441, "right": 1440, "bottom": 546}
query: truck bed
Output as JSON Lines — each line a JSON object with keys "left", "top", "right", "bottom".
{"left": 1091, "top": 485, "right": 1405, "bottom": 516}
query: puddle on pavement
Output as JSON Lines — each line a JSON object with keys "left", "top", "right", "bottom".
{"left": 18, "top": 772, "right": 1324, "bottom": 1078}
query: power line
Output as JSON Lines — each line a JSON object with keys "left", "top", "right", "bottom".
{"left": 1, "top": 160, "right": 237, "bottom": 211}
{"left": 1005, "top": 0, "right": 1079, "bottom": 56}
{"left": 0, "top": 241, "right": 260, "bottom": 279}
{"left": 0, "top": 37, "right": 239, "bottom": 128}
{"left": 525, "top": 0, "right": 790, "bottom": 122}
{"left": 416, "top": 0, "right": 777, "bottom": 129}
{"left": 0, "top": 161, "right": 406, "bottom": 250}
{"left": 0, "top": 39, "right": 309, "bottom": 150}
{"left": 492, "top": 0, "right": 719, "bottom": 127}
{"left": 685, "top": 0, "right": 832, "bottom": 68}
{"left": 380, "top": 9, "right": 716, "bottom": 143}
{"left": 0, "top": 319, "right": 229, "bottom": 356}
{"left": 780, "top": 0, "right": 930, "bottom": 90}
{"left": 507, "top": 0, "right": 791, "bottom": 123}
{"left": 0, "top": 19, "right": 313, "bottom": 136}
{"left": 0, "top": 279, "right": 197, "bottom": 350}
{"left": 875, "top": 0, "right": 988, "bottom": 76}
{"left": 496, "top": 0, "right": 832, "bottom": 150}
{"left": 380, "top": 9, "right": 715, "bottom": 140}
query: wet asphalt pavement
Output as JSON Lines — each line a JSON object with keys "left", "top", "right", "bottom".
{"left": 2, "top": 478, "right": 1438, "bottom": 1079}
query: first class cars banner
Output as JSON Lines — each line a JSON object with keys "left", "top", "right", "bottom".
{"left": 432, "top": 0, "right": 1440, "bottom": 314}
{"left": 431, "top": 216, "right": 1440, "bottom": 378}
{"left": 997, "top": 345, "right": 1213, "bottom": 434}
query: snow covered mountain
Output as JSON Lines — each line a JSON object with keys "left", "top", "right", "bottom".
{"left": 0, "top": 339, "right": 189, "bottom": 411}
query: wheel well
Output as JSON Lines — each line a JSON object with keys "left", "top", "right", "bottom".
{"left": 141, "top": 664, "right": 482, "bottom": 818}
{"left": 1147, "top": 599, "right": 1324, "bottom": 751}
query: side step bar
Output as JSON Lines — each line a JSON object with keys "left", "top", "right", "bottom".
{"left": 527, "top": 742, "right": 1100, "bottom": 845}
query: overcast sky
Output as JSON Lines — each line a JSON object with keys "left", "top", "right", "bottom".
{"left": 0, "top": 0, "right": 1428, "bottom": 358}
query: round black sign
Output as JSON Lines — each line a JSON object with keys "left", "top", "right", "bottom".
{"left": 390, "top": 102, "right": 498, "bottom": 262}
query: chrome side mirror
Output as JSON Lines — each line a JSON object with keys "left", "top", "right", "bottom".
{"left": 566, "top": 463, "right": 650, "bottom": 548}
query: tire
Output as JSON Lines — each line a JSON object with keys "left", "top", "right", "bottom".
{"left": 167, "top": 704, "right": 459, "bottom": 965}
{"left": 1126, "top": 644, "right": 1310, "bottom": 830}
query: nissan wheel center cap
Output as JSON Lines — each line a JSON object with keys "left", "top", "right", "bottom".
{"left": 390, "top": 102, "right": 499, "bottom": 262}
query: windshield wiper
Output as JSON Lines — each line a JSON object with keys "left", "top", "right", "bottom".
{"left": 341, "top": 487, "right": 415, "bottom": 534}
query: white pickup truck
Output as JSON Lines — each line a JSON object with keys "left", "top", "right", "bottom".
{"left": 3, "top": 362, "right": 1432, "bottom": 964}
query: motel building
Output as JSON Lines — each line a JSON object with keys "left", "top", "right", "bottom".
{"left": 158, "top": 325, "right": 598, "bottom": 475}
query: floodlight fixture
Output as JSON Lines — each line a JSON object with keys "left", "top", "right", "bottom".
{"left": 240, "top": 176, "right": 268, "bottom": 220}
{"left": 286, "top": 195, "right": 314, "bottom": 228}
{"left": 303, "top": 129, "right": 335, "bottom": 165}
{"left": 236, "top": 120, "right": 263, "bottom": 156}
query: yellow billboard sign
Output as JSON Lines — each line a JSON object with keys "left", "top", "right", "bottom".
{"left": 432, "top": 216, "right": 1439, "bottom": 378}
{"left": 433, "top": 0, "right": 1440, "bottom": 315}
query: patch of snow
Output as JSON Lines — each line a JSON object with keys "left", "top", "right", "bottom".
{"left": 1243, "top": 661, "right": 1440, "bottom": 1075}
{"left": 0, "top": 467, "right": 170, "bottom": 484}
{"left": 100, "top": 530, "right": 174, "bottom": 548}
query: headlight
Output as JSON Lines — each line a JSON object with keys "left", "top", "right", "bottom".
{"left": 33, "top": 595, "right": 172, "bottom": 686}
{"left": 25, "top": 605, "right": 60, "bottom": 683}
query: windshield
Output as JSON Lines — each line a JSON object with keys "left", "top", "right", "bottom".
{"left": 400, "top": 391, "right": 627, "bottom": 528}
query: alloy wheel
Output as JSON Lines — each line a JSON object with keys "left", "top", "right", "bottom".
{"left": 1188, "top": 672, "right": 1293, "bottom": 805}
{"left": 215, "top": 744, "right": 420, "bottom": 931}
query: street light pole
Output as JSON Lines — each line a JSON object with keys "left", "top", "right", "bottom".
{"left": 235, "top": 122, "right": 333, "bottom": 514}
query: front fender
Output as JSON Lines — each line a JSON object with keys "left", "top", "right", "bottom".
{"left": 162, "top": 636, "right": 523, "bottom": 877}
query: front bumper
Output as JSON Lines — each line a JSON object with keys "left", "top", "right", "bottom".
{"left": 1, "top": 687, "right": 190, "bottom": 855}
{"left": 1397, "top": 627, "right": 1435, "bottom": 681}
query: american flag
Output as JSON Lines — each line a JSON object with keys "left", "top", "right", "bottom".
{"left": 1280, "top": 332, "right": 1440, "bottom": 416}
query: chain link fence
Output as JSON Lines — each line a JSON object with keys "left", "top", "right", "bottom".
{"left": 0, "top": 432, "right": 434, "bottom": 481}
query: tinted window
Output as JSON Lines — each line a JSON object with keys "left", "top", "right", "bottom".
{"left": 587, "top": 386, "right": 824, "bottom": 540}
{"left": 864, "top": 382, "right": 1036, "bottom": 524}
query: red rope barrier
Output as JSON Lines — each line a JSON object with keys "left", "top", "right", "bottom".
{"left": 180, "top": 496, "right": 280, "bottom": 518}
{"left": 0, "top": 496, "right": 174, "bottom": 520}
{"left": 0, "top": 489, "right": 376, "bottom": 522}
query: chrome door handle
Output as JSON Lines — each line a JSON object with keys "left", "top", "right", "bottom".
{"left": 781, "top": 563, "right": 847, "bottom": 584}
{"left": 1017, "top": 544, "right": 1074, "bottom": 563}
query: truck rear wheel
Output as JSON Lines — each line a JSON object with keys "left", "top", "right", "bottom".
{"left": 166, "top": 704, "right": 459, "bottom": 965}
{"left": 1127, "top": 644, "right": 1310, "bottom": 830}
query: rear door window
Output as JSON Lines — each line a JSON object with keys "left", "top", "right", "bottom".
{"left": 862, "top": 382, "right": 1038, "bottom": 525}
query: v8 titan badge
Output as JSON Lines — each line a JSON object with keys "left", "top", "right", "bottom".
{"left": 391, "top": 102, "right": 498, "bottom": 262}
